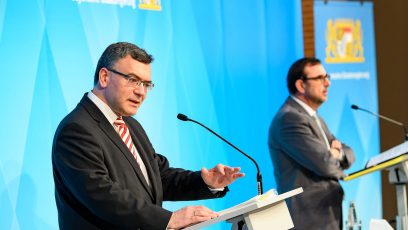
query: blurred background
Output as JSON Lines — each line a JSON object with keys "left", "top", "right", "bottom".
{"left": 0, "top": 0, "right": 406, "bottom": 229}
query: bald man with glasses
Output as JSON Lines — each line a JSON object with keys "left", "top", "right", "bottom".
{"left": 268, "top": 57, "right": 355, "bottom": 229}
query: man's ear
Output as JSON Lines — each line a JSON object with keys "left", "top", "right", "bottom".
{"left": 98, "top": 68, "right": 109, "bottom": 88}
{"left": 295, "top": 79, "right": 305, "bottom": 94}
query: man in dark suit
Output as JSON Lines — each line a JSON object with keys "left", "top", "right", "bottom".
{"left": 268, "top": 57, "right": 355, "bottom": 229}
{"left": 52, "top": 42, "right": 244, "bottom": 230}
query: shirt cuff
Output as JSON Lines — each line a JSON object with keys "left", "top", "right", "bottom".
{"left": 208, "top": 187, "right": 225, "bottom": 193}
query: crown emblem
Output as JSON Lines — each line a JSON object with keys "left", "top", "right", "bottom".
{"left": 139, "top": 0, "right": 161, "bottom": 11}
{"left": 325, "top": 19, "right": 364, "bottom": 63}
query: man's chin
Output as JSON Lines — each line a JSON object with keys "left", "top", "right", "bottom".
{"left": 320, "top": 95, "right": 328, "bottom": 102}
{"left": 122, "top": 108, "right": 139, "bottom": 117}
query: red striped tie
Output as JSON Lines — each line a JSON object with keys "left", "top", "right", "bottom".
{"left": 114, "top": 117, "right": 137, "bottom": 160}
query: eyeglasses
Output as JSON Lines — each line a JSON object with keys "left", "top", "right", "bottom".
{"left": 302, "top": 74, "right": 330, "bottom": 83}
{"left": 106, "top": 67, "right": 154, "bottom": 90}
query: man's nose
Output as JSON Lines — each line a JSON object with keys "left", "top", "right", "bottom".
{"left": 133, "top": 85, "right": 147, "bottom": 96}
{"left": 324, "top": 77, "right": 331, "bottom": 86}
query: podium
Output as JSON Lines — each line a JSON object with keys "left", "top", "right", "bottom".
{"left": 185, "top": 187, "right": 303, "bottom": 230}
{"left": 344, "top": 141, "right": 408, "bottom": 230}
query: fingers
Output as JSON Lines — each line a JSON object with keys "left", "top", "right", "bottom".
{"left": 232, "top": 171, "right": 245, "bottom": 179}
{"left": 201, "top": 164, "right": 245, "bottom": 188}
{"left": 168, "top": 206, "right": 218, "bottom": 229}
{"left": 208, "top": 164, "right": 243, "bottom": 178}
{"left": 212, "top": 164, "right": 242, "bottom": 175}
{"left": 224, "top": 166, "right": 241, "bottom": 174}
{"left": 192, "top": 206, "right": 218, "bottom": 219}
{"left": 222, "top": 167, "right": 244, "bottom": 180}
{"left": 331, "top": 140, "right": 342, "bottom": 149}
{"left": 222, "top": 166, "right": 244, "bottom": 180}
{"left": 215, "top": 164, "right": 226, "bottom": 175}
{"left": 201, "top": 167, "right": 209, "bottom": 176}
{"left": 330, "top": 148, "right": 341, "bottom": 159}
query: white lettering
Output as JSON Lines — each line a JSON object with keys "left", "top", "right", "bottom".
{"left": 330, "top": 71, "right": 370, "bottom": 80}
{"left": 73, "top": 0, "right": 136, "bottom": 9}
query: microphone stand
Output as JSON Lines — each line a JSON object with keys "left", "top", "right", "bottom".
{"left": 178, "top": 114, "right": 263, "bottom": 195}
{"left": 352, "top": 105, "right": 408, "bottom": 142}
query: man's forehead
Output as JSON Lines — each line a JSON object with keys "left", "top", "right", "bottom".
{"left": 304, "top": 63, "right": 325, "bottom": 74}
{"left": 114, "top": 56, "right": 150, "bottom": 69}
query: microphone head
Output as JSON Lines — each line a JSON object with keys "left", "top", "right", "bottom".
{"left": 351, "top": 104, "right": 359, "bottom": 110}
{"left": 177, "top": 113, "right": 189, "bottom": 121}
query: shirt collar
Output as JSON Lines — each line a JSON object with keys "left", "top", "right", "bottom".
{"left": 87, "top": 91, "right": 119, "bottom": 126}
{"left": 290, "top": 95, "right": 317, "bottom": 117}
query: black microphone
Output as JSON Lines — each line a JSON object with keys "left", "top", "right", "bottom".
{"left": 177, "top": 113, "right": 263, "bottom": 195}
{"left": 351, "top": 104, "right": 408, "bottom": 142}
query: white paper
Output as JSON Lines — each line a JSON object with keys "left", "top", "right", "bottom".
{"left": 217, "top": 189, "right": 278, "bottom": 216}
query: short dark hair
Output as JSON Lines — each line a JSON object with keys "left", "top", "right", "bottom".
{"left": 287, "top": 57, "right": 321, "bottom": 94}
{"left": 94, "top": 42, "right": 154, "bottom": 85}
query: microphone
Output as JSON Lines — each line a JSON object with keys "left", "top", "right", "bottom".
{"left": 351, "top": 104, "right": 408, "bottom": 142}
{"left": 177, "top": 113, "right": 263, "bottom": 195}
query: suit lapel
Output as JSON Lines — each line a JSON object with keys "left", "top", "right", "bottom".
{"left": 286, "top": 97, "right": 329, "bottom": 142}
{"left": 126, "top": 121, "right": 159, "bottom": 203}
{"left": 80, "top": 95, "right": 155, "bottom": 200}
{"left": 316, "top": 115, "right": 332, "bottom": 143}
{"left": 100, "top": 121, "right": 155, "bottom": 199}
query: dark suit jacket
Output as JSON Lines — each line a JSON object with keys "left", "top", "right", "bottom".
{"left": 52, "top": 94, "right": 226, "bottom": 230}
{"left": 268, "top": 97, "right": 355, "bottom": 230}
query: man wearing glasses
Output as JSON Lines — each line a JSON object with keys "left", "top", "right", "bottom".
{"left": 268, "top": 57, "right": 355, "bottom": 229}
{"left": 52, "top": 42, "right": 244, "bottom": 230}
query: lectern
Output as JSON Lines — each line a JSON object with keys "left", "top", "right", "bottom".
{"left": 185, "top": 187, "right": 303, "bottom": 230}
{"left": 344, "top": 141, "right": 408, "bottom": 230}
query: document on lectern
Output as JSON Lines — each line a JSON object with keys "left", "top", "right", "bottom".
{"left": 217, "top": 188, "right": 278, "bottom": 216}
{"left": 184, "top": 189, "right": 278, "bottom": 230}
{"left": 184, "top": 187, "right": 303, "bottom": 230}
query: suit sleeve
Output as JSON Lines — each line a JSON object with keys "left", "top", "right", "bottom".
{"left": 154, "top": 154, "right": 227, "bottom": 201}
{"left": 274, "top": 111, "right": 347, "bottom": 179}
{"left": 322, "top": 119, "right": 355, "bottom": 170}
{"left": 339, "top": 145, "right": 354, "bottom": 169}
{"left": 129, "top": 119, "right": 227, "bottom": 201}
{"left": 52, "top": 122, "right": 172, "bottom": 230}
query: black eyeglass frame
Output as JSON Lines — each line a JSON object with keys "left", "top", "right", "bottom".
{"left": 301, "top": 74, "right": 331, "bottom": 82}
{"left": 105, "top": 67, "right": 155, "bottom": 90}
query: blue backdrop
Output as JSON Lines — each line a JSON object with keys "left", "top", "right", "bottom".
{"left": 0, "top": 1, "right": 303, "bottom": 229}
{"left": 314, "top": 1, "right": 381, "bottom": 229}
{"left": 0, "top": 0, "right": 378, "bottom": 229}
